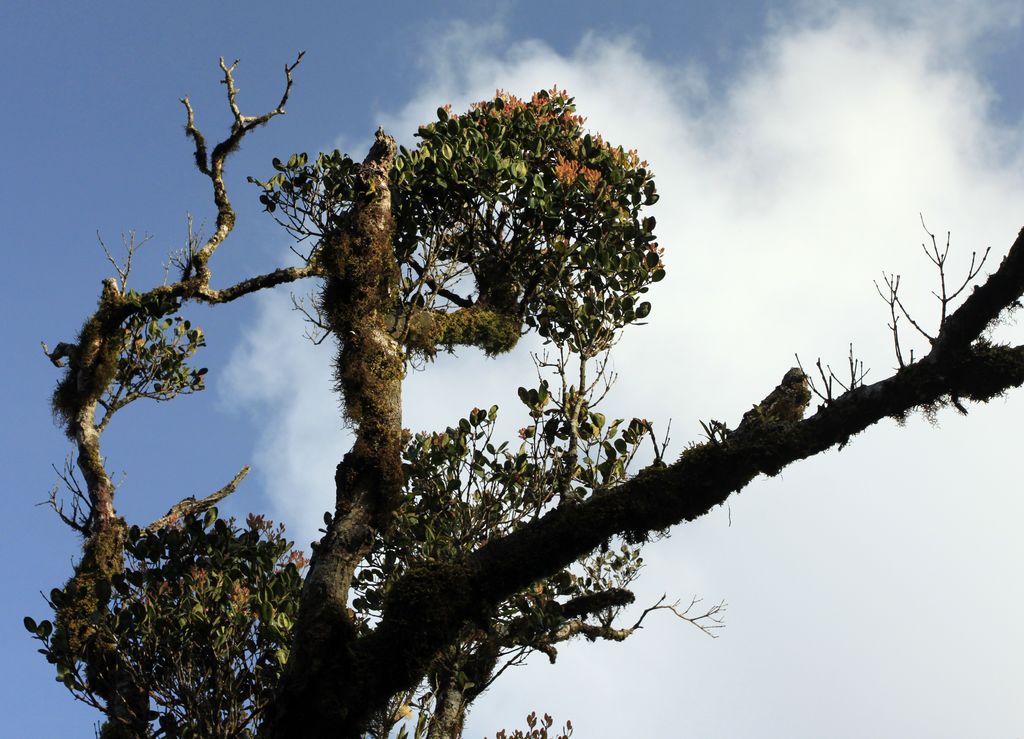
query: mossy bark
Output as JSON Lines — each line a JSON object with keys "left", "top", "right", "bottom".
{"left": 47, "top": 280, "right": 151, "bottom": 735}
{"left": 267, "top": 130, "right": 406, "bottom": 737}
{"left": 294, "top": 340, "right": 1024, "bottom": 736}
{"left": 402, "top": 305, "right": 522, "bottom": 357}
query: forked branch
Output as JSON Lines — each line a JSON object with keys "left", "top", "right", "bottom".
{"left": 180, "top": 52, "right": 305, "bottom": 282}
{"left": 876, "top": 221, "right": 995, "bottom": 367}
{"left": 920, "top": 216, "right": 991, "bottom": 327}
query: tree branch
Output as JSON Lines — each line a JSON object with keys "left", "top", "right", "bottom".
{"left": 932, "top": 227, "right": 1024, "bottom": 357}
{"left": 397, "top": 305, "right": 522, "bottom": 356}
{"left": 315, "top": 225, "right": 1024, "bottom": 734}
{"left": 181, "top": 52, "right": 304, "bottom": 285}
{"left": 192, "top": 264, "right": 322, "bottom": 304}
{"left": 143, "top": 465, "right": 249, "bottom": 533}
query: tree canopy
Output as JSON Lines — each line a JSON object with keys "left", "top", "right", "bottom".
{"left": 32, "top": 55, "right": 1024, "bottom": 738}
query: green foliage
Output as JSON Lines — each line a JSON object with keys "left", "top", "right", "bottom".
{"left": 353, "top": 354, "right": 655, "bottom": 736}
{"left": 393, "top": 89, "right": 662, "bottom": 354}
{"left": 105, "top": 314, "right": 208, "bottom": 411}
{"left": 29, "top": 510, "right": 305, "bottom": 738}
{"left": 51, "top": 306, "right": 207, "bottom": 436}
{"left": 329, "top": 91, "right": 668, "bottom": 723}
{"left": 248, "top": 150, "right": 360, "bottom": 250}
{"left": 352, "top": 397, "right": 651, "bottom": 617}
{"left": 253, "top": 88, "right": 663, "bottom": 359}
{"left": 41, "top": 82, "right": 669, "bottom": 738}
{"left": 123, "top": 288, "right": 183, "bottom": 320}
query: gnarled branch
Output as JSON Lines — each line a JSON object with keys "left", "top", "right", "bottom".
{"left": 304, "top": 227, "right": 1024, "bottom": 735}
{"left": 181, "top": 52, "right": 304, "bottom": 285}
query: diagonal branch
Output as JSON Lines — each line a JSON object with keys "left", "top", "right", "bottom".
{"left": 309, "top": 225, "right": 1024, "bottom": 735}
{"left": 192, "top": 264, "right": 322, "bottom": 304}
{"left": 932, "top": 227, "right": 1024, "bottom": 357}
{"left": 143, "top": 465, "right": 250, "bottom": 533}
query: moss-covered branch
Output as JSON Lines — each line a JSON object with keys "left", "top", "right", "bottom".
{"left": 266, "top": 129, "right": 408, "bottom": 737}
{"left": 302, "top": 227, "right": 1024, "bottom": 736}
{"left": 42, "top": 56, "right": 306, "bottom": 739}
{"left": 399, "top": 305, "right": 522, "bottom": 356}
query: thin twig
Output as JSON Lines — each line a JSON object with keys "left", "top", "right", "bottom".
{"left": 629, "top": 594, "right": 727, "bottom": 638}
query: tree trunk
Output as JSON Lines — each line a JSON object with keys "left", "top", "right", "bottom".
{"left": 427, "top": 686, "right": 468, "bottom": 739}
{"left": 265, "top": 131, "right": 402, "bottom": 738}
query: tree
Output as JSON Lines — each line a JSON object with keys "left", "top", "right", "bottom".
{"left": 30, "top": 55, "right": 1024, "bottom": 738}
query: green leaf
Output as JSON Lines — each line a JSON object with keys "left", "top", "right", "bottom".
{"left": 23, "top": 616, "right": 37, "bottom": 633}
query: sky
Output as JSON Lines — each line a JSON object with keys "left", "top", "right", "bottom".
{"left": 3, "top": 1, "right": 1023, "bottom": 736}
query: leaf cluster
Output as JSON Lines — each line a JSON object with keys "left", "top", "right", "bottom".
{"left": 254, "top": 89, "right": 664, "bottom": 359}
{"left": 392, "top": 89, "right": 663, "bottom": 353}
{"left": 28, "top": 510, "right": 305, "bottom": 738}
{"left": 352, "top": 374, "right": 653, "bottom": 738}
{"left": 100, "top": 314, "right": 207, "bottom": 425}
{"left": 353, "top": 394, "right": 651, "bottom": 614}
{"left": 249, "top": 151, "right": 361, "bottom": 249}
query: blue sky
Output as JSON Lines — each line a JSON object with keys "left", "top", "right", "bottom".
{"left": 4, "top": 2, "right": 1024, "bottom": 736}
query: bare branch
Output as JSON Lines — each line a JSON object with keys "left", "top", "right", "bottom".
{"left": 181, "top": 52, "right": 305, "bottom": 286}
{"left": 180, "top": 95, "right": 210, "bottom": 174}
{"left": 532, "top": 592, "right": 725, "bottom": 666}
{"left": 219, "top": 57, "right": 244, "bottom": 124}
{"left": 875, "top": 275, "right": 907, "bottom": 368}
{"left": 947, "top": 247, "right": 991, "bottom": 303}
{"left": 291, "top": 292, "right": 332, "bottom": 345}
{"left": 630, "top": 594, "right": 727, "bottom": 638}
{"left": 219, "top": 51, "right": 304, "bottom": 134}
{"left": 43, "top": 455, "right": 93, "bottom": 534}
{"left": 796, "top": 354, "right": 832, "bottom": 403}
{"left": 878, "top": 219, "right": 999, "bottom": 364}
{"left": 98, "top": 230, "right": 151, "bottom": 292}
{"left": 42, "top": 341, "right": 75, "bottom": 368}
{"left": 193, "top": 264, "right": 322, "bottom": 304}
{"left": 800, "top": 345, "right": 870, "bottom": 404}
{"left": 878, "top": 272, "right": 935, "bottom": 345}
{"left": 167, "top": 214, "right": 204, "bottom": 281}
{"left": 143, "top": 465, "right": 249, "bottom": 533}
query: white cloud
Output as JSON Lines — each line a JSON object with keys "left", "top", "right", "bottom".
{"left": 223, "top": 6, "right": 1024, "bottom": 737}
{"left": 220, "top": 289, "right": 348, "bottom": 548}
